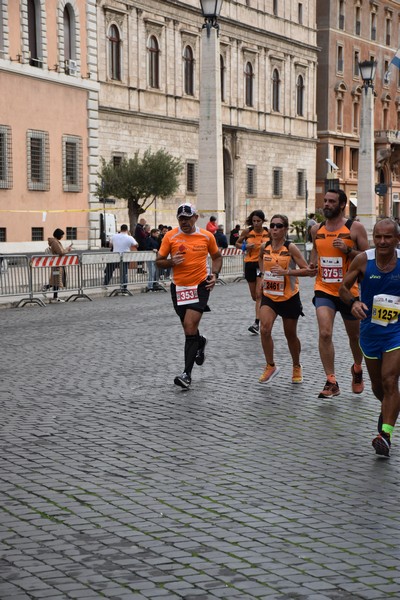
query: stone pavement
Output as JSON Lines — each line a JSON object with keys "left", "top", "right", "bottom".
{"left": 1, "top": 278, "right": 400, "bottom": 600}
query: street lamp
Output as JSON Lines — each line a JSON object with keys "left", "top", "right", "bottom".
{"left": 200, "top": 0, "right": 223, "bottom": 32}
{"left": 357, "top": 59, "right": 377, "bottom": 240}
{"left": 197, "top": 0, "right": 225, "bottom": 229}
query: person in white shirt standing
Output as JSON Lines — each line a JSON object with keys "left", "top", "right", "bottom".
{"left": 103, "top": 224, "right": 138, "bottom": 290}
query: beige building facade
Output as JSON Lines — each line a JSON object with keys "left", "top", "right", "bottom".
{"left": 97, "top": 0, "right": 318, "bottom": 233}
{"left": 316, "top": 0, "right": 400, "bottom": 219}
{"left": 0, "top": 0, "right": 100, "bottom": 253}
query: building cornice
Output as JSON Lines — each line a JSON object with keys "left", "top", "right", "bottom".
{"left": 99, "top": 105, "right": 318, "bottom": 143}
{"left": 0, "top": 60, "right": 100, "bottom": 92}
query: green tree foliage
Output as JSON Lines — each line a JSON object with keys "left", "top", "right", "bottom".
{"left": 96, "top": 149, "right": 183, "bottom": 232}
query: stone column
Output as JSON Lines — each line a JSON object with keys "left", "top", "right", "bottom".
{"left": 357, "top": 85, "right": 376, "bottom": 240}
{"left": 198, "top": 25, "right": 225, "bottom": 228}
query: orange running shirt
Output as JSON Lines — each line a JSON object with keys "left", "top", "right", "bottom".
{"left": 158, "top": 226, "right": 219, "bottom": 287}
{"left": 244, "top": 228, "right": 269, "bottom": 263}
{"left": 314, "top": 220, "right": 358, "bottom": 297}
{"left": 262, "top": 241, "right": 299, "bottom": 302}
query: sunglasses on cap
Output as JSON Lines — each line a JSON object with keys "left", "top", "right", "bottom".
{"left": 177, "top": 204, "right": 196, "bottom": 217}
{"left": 269, "top": 223, "right": 285, "bottom": 229}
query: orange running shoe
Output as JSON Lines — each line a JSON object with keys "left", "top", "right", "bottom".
{"left": 292, "top": 365, "right": 303, "bottom": 384}
{"left": 351, "top": 365, "right": 364, "bottom": 394}
{"left": 259, "top": 364, "right": 280, "bottom": 384}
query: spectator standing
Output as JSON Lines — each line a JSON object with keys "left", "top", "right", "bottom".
{"left": 215, "top": 225, "right": 228, "bottom": 249}
{"left": 306, "top": 213, "right": 317, "bottom": 241}
{"left": 134, "top": 218, "right": 147, "bottom": 250}
{"left": 46, "top": 228, "right": 73, "bottom": 303}
{"left": 229, "top": 224, "right": 241, "bottom": 246}
{"left": 145, "top": 229, "right": 162, "bottom": 291}
{"left": 206, "top": 216, "right": 218, "bottom": 235}
{"left": 103, "top": 224, "right": 138, "bottom": 291}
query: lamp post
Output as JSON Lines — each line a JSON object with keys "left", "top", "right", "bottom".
{"left": 357, "top": 59, "right": 377, "bottom": 240}
{"left": 198, "top": 0, "right": 225, "bottom": 228}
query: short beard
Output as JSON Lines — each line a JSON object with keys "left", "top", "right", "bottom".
{"left": 323, "top": 206, "right": 342, "bottom": 219}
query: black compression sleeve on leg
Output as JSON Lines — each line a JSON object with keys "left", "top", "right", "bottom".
{"left": 184, "top": 335, "right": 199, "bottom": 376}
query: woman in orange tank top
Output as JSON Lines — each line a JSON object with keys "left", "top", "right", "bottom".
{"left": 258, "top": 214, "right": 317, "bottom": 385}
{"left": 236, "top": 210, "right": 269, "bottom": 335}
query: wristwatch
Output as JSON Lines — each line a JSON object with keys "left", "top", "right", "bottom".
{"left": 212, "top": 272, "right": 219, "bottom": 279}
{"left": 348, "top": 297, "right": 357, "bottom": 308}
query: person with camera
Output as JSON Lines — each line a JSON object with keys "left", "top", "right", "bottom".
{"left": 45, "top": 228, "right": 73, "bottom": 303}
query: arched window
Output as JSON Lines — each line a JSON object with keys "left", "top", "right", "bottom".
{"left": 337, "top": 98, "right": 343, "bottom": 129}
{"left": 383, "top": 106, "right": 389, "bottom": 129}
{"left": 272, "top": 68, "right": 280, "bottom": 112}
{"left": 28, "top": 0, "right": 42, "bottom": 67}
{"left": 108, "top": 25, "right": 121, "bottom": 80}
{"left": 183, "top": 45, "right": 194, "bottom": 96}
{"left": 220, "top": 54, "right": 225, "bottom": 102}
{"left": 0, "top": 5, "right": 4, "bottom": 55}
{"left": 296, "top": 74, "right": 304, "bottom": 116}
{"left": 245, "top": 61, "right": 253, "bottom": 107}
{"left": 64, "top": 5, "right": 73, "bottom": 60}
{"left": 148, "top": 35, "right": 160, "bottom": 88}
{"left": 352, "top": 101, "right": 360, "bottom": 134}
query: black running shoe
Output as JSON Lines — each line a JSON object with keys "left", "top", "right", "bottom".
{"left": 174, "top": 372, "right": 191, "bottom": 389}
{"left": 248, "top": 322, "right": 260, "bottom": 335}
{"left": 195, "top": 338, "right": 207, "bottom": 366}
{"left": 372, "top": 431, "right": 391, "bottom": 457}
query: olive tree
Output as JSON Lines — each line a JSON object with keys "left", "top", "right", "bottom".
{"left": 96, "top": 149, "right": 183, "bottom": 232}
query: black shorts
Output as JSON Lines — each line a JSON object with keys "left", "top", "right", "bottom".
{"left": 244, "top": 261, "right": 262, "bottom": 283}
{"left": 313, "top": 290, "right": 358, "bottom": 321}
{"left": 171, "top": 280, "right": 211, "bottom": 322}
{"left": 260, "top": 292, "right": 304, "bottom": 319}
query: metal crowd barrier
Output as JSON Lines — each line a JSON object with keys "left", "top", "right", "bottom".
{"left": 0, "top": 249, "right": 245, "bottom": 307}
{"left": 81, "top": 251, "right": 167, "bottom": 296}
{"left": 219, "top": 248, "right": 244, "bottom": 284}
{"left": 0, "top": 255, "right": 31, "bottom": 300}
{"left": 19, "top": 254, "right": 86, "bottom": 307}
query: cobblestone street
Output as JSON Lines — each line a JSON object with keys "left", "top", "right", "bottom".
{"left": 1, "top": 278, "right": 400, "bottom": 600}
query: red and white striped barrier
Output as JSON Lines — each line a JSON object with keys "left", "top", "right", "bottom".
{"left": 220, "top": 247, "right": 243, "bottom": 256}
{"left": 31, "top": 255, "right": 79, "bottom": 267}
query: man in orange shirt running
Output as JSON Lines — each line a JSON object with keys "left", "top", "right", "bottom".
{"left": 309, "top": 189, "right": 369, "bottom": 398}
{"left": 156, "top": 203, "right": 222, "bottom": 389}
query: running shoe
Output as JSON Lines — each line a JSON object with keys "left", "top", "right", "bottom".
{"left": 372, "top": 431, "right": 391, "bottom": 457}
{"left": 377, "top": 412, "right": 383, "bottom": 434}
{"left": 351, "top": 365, "right": 364, "bottom": 394}
{"left": 174, "top": 372, "right": 191, "bottom": 389}
{"left": 248, "top": 322, "right": 260, "bottom": 335}
{"left": 292, "top": 365, "right": 303, "bottom": 384}
{"left": 195, "top": 337, "right": 207, "bottom": 366}
{"left": 259, "top": 365, "right": 280, "bottom": 384}
{"left": 318, "top": 379, "right": 340, "bottom": 398}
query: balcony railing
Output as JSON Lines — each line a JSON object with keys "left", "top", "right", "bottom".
{"left": 375, "top": 130, "right": 400, "bottom": 144}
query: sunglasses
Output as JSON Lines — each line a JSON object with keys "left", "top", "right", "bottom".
{"left": 177, "top": 204, "right": 195, "bottom": 217}
{"left": 269, "top": 223, "right": 285, "bottom": 229}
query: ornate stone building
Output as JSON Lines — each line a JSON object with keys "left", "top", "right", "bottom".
{"left": 316, "top": 1, "right": 400, "bottom": 219}
{"left": 97, "top": 0, "right": 318, "bottom": 231}
{"left": 0, "top": 0, "right": 100, "bottom": 252}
